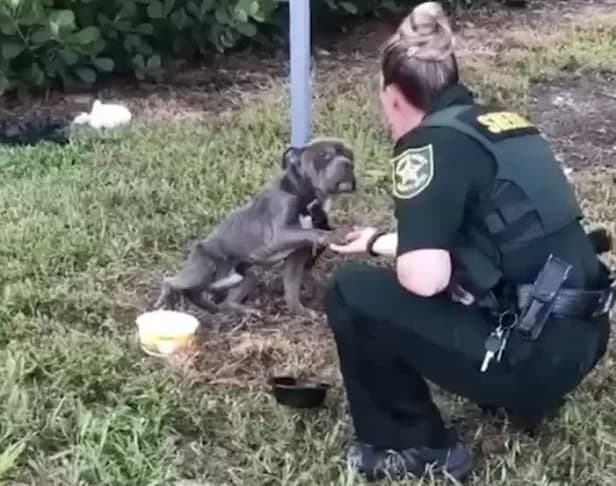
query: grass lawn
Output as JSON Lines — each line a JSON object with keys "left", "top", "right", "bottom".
{"left": 1, "top": 3, "right": 615, "bottom": 485}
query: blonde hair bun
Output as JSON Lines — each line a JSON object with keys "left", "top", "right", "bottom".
{"left": 397, "top": 1, "right": 454, "bottom": 61}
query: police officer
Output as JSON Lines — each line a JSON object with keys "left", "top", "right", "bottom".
{"left": 324, "top": 1, "right": 614, "bottom": 481}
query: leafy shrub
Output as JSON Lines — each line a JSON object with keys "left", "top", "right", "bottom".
{"left": 0, "top": 0, "right": 471, "bottom": 96}
{"left": 0, "top": 0, "right": 279, "bottom": 95}
{"left": 0, "top": 1, "right": 111, "bottom": 95}
{"left": 316, "top": 0, "right": 405, "bottom": 16}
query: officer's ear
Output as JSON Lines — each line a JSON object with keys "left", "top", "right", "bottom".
{"left": 282, "top": 146, "right": 301, "bottom": 170}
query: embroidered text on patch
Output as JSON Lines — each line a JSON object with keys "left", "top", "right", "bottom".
{"left": 391, "top": 145, "right": 434, "bottom": 199}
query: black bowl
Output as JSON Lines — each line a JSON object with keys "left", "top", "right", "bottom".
{"left": 269, "top": 375, "right": 330, "bottom": 409}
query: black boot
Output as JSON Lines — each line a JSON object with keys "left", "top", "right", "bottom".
{"left": 346, "top": 428, "right": 474, "bottom": 482}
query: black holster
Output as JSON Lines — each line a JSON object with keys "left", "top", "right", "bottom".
{"left": 515, "top": 254, "right": 573, "bottom": 340}
{"left": 450, "top": 245, "right": 504, "bottom": 299}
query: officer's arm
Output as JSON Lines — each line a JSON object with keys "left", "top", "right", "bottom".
{"left": 397, "top": 249, "right": 452, "bottom": 296}
{"left": 391, "top": 133, "right": 472, "bottom": 297}
{"left": 369, "top": 234, "right": 452, "bottom": 296}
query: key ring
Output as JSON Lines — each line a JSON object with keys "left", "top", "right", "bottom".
{"left": 498, "top": 310, "right": 518, "bottom": 329}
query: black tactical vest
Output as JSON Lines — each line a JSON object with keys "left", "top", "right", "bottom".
{"left": 419, "top": 104, "right": 584, "bottom": 295}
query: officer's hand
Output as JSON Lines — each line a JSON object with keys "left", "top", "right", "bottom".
{"left": 329, "top": 226, "right": 378, "bottom": 254}
{"left": 450, "top": 284, "right": 475, "bottom": 305}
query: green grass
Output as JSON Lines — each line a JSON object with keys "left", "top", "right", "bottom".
{"left": 1, "top": 11, "right": 616, "bottom": 486}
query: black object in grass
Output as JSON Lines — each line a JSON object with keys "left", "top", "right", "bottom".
{"left": 270, "top": 376, "right": 330, "bottom": 409}
{"left": 0, "top": 114, "right": 70, "bottom": 146}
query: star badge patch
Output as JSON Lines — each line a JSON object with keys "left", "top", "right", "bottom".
{"left": 391, "top": 144, "right": 434, "bottom": 199}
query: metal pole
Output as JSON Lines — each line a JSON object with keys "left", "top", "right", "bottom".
{"left": 289, "top": 0, "right": 311, "bottom": 146}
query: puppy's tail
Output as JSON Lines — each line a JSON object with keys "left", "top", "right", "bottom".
{"left": 154, "top": 277, "right": 178, "bottom": 310}
{"left": 154, "top": 242, "right": 220, "bottom": 312}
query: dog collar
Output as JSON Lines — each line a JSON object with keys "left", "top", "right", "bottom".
{"left": 303, "top": 198, "right": 332, "bottom": 230}
{"left": 306, "top": 198, "right": 319, "bottom": 211}
{"left": 302, "top": 198, "right": 322, "bottom": 216}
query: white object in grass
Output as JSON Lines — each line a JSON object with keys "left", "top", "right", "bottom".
{"left": 72, "top": 99, "right": 132, "bottom": 129}
{"left": 135, "top": 310, "right": 199, "bottom": 357}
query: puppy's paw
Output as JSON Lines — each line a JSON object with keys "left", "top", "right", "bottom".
{"left": 220, "top": 302, "right": 263, "bottom": 318}
{"left": 244, "top": 308, "right": 264, "bottom": 319}
{"left": 316, "top": 230, "right": 345, "bottom": 248}
{"left": 315, "top": 230, "right": 333, "bottom": 246}
{"left": 270, "top": 278, "right": 285, "bottom": 295}
{"left": 304, "top": 275, "right": 324, "bottom": 299}
{"left": 290, "top": 304, "right": 321, "bottom": 321}
{"left": 153, "top": 291, "right": 177, "bottom": 310}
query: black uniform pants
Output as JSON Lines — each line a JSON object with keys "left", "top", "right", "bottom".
{"left": 324, "top": 263, "right": 610, "bottom": 450}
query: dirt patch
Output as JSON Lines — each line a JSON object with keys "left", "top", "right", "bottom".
{"left": 453, "top": 0, "right": 616, "bottom": 57}
{"left": 531, "top": 73, "right": 616, "bottom": 169}
{"left": 157, "top": 254, "right": 350, "bottom": 387}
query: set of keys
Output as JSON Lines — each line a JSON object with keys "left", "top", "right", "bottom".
{"left": 480, "top": 311, "right": 518, "bottom": 372}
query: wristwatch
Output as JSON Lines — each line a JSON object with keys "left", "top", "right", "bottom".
{"left": 366, "top": 230, "right": 387, "bottom": 257}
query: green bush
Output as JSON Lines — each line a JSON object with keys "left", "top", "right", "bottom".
{"left": 0, "top": 0, "right": 279, "bottom": 95}
{"left": 0, "top": 0, "right": 465, "bottom": 96}
{"left": 315, "top": 0, "right": 404, "bottom": 16}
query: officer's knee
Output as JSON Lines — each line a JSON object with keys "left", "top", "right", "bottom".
{"left": 325, "top": 263, "right": 368, "bottom": 302}
{"left": 332, "top": 262, "right": 379, "bottom": 288}
{"left": 324, "top": 265, "right": 360, "bottom": 325}
{"left": 324, "top": 263, "right": 387, "bottom": 332}
{"left": 324, "top": 266, "right": 348, "bottom": 317}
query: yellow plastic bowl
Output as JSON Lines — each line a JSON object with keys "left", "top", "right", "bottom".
{"left": 135, "top": 310, "right": 200, "bottom": 357}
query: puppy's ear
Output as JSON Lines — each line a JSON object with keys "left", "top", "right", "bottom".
{"left": 282, "top": 146, "right": 301, "bottom": 169}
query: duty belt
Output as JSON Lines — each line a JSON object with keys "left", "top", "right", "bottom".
{"left": 516, "top": 284, "right": 615, "bottom": 320}
{"left": 477, "top": 254, "right": 614, "bottom": 371}
{"left": 477, "top": 254, "right": 615, "bottom": 341}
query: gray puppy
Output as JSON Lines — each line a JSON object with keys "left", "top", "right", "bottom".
{"left": 154, "top": 137, "right": 356, "bottom": 317}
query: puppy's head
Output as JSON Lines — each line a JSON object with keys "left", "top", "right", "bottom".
{"left": 282, "top": 137, "right": 357, "bottom": 198}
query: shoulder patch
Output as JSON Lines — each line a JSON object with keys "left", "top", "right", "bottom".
{"left": 456, "top": 106, "right": 540, "bottom": 142}
{"left": 391, "top": 144, "right": 434, "bottom": 200}
{"left": 476, "top": 111, "right": 534, "bottom": 134}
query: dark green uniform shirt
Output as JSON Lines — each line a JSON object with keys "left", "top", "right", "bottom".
{"left": 392, "top": 83, "right": 601, "bottom": 289}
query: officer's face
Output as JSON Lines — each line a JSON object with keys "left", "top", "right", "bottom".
{"left": 379, "top": 84, "right": 402, "bottom": 139}
{"left": 379, "top": 81, "right": 424, "bottom": 142}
